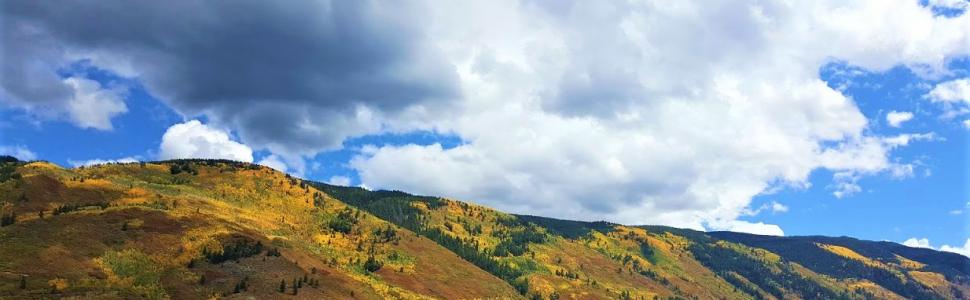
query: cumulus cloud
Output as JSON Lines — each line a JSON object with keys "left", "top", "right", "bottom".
{"left": 6, "top": 0, "right": 968, "bottom": 234}
{"left": 0, "top": 9, "right": 128, "bottom": 131}
{"left": 940, "top": 241, "right": 970, "bottom": 257}
{"left": 771, "top": 202, "right": 790, "bottom": 213}
{"left": 1, "top": 0, "right": 457, "bottom": 156}
{"left": 743, "top": 201, "right": 790, "bottom": 216}
{"left": 903, "top": 237, "right": 933, "bottom": 248}
{"left": 903, "top": 237, "right": 970, "bottom": 258}
{"left": 159, "top": 120, "right": 253, "bottom": 162}
{"left": 257, "top": 154, "right": 288, "bottom": 172}
{"left": 928, "top": 78, "right": 970, "bottom": 104}
{"left": 352, "top": 0, "right": 965, "bottom": 232}
{"left": 831, "top": 173, "right": 864, "bottom": 198}
{"left": 822, "top": 133, "right": 938, "bottom": 198}
{"left": 68, "top": 156, "right": 139, "bottom": 167}
{"left": 63, "top": 77, "right": 127, "bottom": 130}
{"left": 926, "top": 78, "right": 970, "bottom": 126}
{"left": 327, "top": 176, "right": 353, "bottom": 186}
{"left": 722, "top": 221, "right": 785, "bottom": 236}
{"left": 0, "top": 145, "right": 37, "bottom": 161}
{"left": 0, "top": 74, "right": 128, "bottom": 130}
{"left": 886, "top": 111, "right": 914, "bottom": 127}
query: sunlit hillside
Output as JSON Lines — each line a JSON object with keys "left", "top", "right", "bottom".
{"left": 1, "top": 157, "right": 967, "bottom": 299}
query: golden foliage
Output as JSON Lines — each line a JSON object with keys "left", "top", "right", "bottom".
{"left": 47, "top": 278, "right": 68, "bottom": 291}
{"left": 894, "top": 254, "right": 926, "bottom": 270}
{"left": 909, "top": 271, "right": 948, "bottom": 290}
{"left": 1, "top": 160, "right": 964, "bottom": 300}
{"left": 816, "top": 243, "right": 890, "bottom": 270}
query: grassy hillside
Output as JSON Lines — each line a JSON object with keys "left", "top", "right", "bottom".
{"left": 0, "top": 156, "right": 967, "bottom": 299}
{"left": 0, "top": 158, "right": 517, "bottom": 299}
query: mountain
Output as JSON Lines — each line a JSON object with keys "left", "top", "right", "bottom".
{"left": 0, "top": 157, "right": 967, "bottom": 299}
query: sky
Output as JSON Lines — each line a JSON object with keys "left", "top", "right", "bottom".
{"left": 1, "top": 0, "right": 968, "bottom": 256}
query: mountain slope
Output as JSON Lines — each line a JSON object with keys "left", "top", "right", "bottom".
{"left": 0, "top": 157, "right": 967, "bottom": 299}
{"left": 0, "top": 158, "right": 518, "bottom": 299}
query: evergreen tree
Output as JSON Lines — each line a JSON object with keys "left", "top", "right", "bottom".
{"left": 19, "top": 275, "right": 26, "bottom": 289}
{"left": 363, "top": 256, "right": 383, "bottom": 272}
{"left": 279, "top": 279, "right": 286, "bottom": 293}
{"left": 1, "top": 211, "right": 15, "bottom": 226}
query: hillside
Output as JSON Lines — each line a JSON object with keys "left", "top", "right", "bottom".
{"left": 0, "top": 157, "right": 967, "bottom": 299}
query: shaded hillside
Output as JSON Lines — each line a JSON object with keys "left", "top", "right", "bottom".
{"left": 0, "top": 156, "right": 967, "bottom": 299}
{"left": 312, "top": 182, "right": 970, "bottom": 300}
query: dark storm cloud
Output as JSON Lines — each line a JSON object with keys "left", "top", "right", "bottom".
{"left": 2, "top": 0, "right": 458, "bottom": 151}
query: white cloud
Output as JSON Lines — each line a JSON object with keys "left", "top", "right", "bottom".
{"left": 950, "top": 202, "right": 970, "bottom": 215}
{"left": 159, "top": 120, "right": 253, "bottom": 162}
{"left": 832, "top": 171, "right": 864, "bottom": 198}
{"left": 0, "top": 73, "right": 128, "bottom": 131}
{"left": 63, "top": 77, "right": 127, "bottom": 130}
{"left": 940, "top": 240, "right": 970, "bottom": 257}
{"left": 771, "top": 202, "right": 790, "bottom": 213}
{"left": 888, "top": 163, "right": 916, "bottom": 179}
{"left": 350, "top": 0, "right": 968, "bottom": 231}
{"left": 327, "top": 175, "right": 352, "bottom": 186}
{"left": 928, "top": 78, "right": 970, "bottom": 104}
{"left": 721, "top": 221, "right": 785, "bottom": 236}
{"left": 904, "top": 237, "right": 970, "bottom": 258}
{"left": 881, "top": 133, "right": 940, "bottom": 148}
{"left": 9, "top": 0, "right": 967, "bottom": 233}
{"left": 823, "top": 133, "right": 939, "bottom": 198}
{"left": 928, "top": 79, "right": 970, "bottom": 124}
{"left": 68, "top": 157, "right": 139, "bottom": 167}
{"left": 0, "top": 145, "right": 37, "bottom": 161}
{"left": 743, "top": 201, "right": 789, "bottom": 216}
{"left": 886, "top": 111, "right": 914, "bottom": 127}
{"left": 257, "top": 154, "right": 288, "bottom": 172}
{"left": 903, "top": 237, "right": 932, "bottom": 248}
{"left": 928, "top": 0, "right": 970, "bottom": 10}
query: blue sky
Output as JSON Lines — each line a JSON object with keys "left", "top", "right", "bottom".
{"left": 1, "top": 0, "right": 968, "bottom": 255}
{"left": 747, "top": 60, "right": 969, "bottom": 246}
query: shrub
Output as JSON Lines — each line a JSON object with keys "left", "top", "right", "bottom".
{"left": 1, "top": 212, "right": 15, "bottom": 227}
{"left": 363, "top": 256, "right": 383, "bottom": 273}
{"left": 96, "top": 249, "right": 166, "bottom": 299}
{"left": 327, "top": 208, "right": 358, "bottom": 234}
{"left": 204, "top": 238, "right": 264, "bottom": 264}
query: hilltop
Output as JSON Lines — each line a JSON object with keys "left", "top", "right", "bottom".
{"left": 0, "top": 157, "right": 967, "bottom": 299}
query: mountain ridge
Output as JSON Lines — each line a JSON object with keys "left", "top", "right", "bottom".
{"left": 0, "top": 157, "right": 967, "bottom": 299}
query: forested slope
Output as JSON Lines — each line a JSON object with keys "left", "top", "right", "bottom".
{"left": 0, "top": 157, "right": 966, "bottom": 299}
